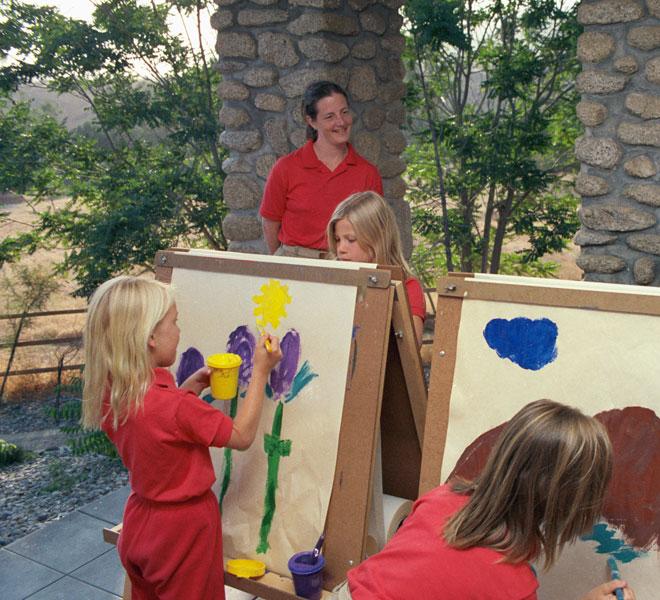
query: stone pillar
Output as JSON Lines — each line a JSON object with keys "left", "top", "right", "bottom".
{"left": 211, "top": 0, "right": 410, "bottom": 255}
{"left": 575, "top": 0, "right": 660, "bottom": 285}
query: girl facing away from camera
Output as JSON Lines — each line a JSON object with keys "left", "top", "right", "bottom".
{"left": 335, "top": 399, "right": 635, "bottom": 600}
{"left": 327, "top": 191, "right": 426, "bottom": 347}
{"left": 81, "top": 276, "right": 281, "bottom": 600}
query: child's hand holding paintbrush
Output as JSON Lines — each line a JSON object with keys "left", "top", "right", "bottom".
{"left": 579, "top": 559, "right": 636, "bottom": 600}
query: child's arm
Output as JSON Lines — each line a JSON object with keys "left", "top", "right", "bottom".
{"left": 179, "top": 367, "right": 211, "bottom": 396}
{"left": 227, "top": 334, "right": 281, "bottom": 450}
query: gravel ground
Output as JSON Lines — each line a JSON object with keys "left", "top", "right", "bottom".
{"left": 0, "top": 397, "right": 129, "bottom": 547}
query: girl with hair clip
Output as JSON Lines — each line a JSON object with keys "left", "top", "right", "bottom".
{"left": 327, "top": 191, "right": 426, "bottom": 347}
{"left": 82, "top": 276, "right": 281, "bottom": 600}
{"left": 335, "top": 399, "right": 636, "bottom": 600}
{"left": 260, "top": 80, "right": 382, "bottom": 258}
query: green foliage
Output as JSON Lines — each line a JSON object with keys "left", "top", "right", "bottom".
{"left": 1, "top": 264, "right": 60, "bottom": 399}
{"left": 41, "top": 458, "right": 85, "bottom": 493}
{"left": 404, "top": 0, "right": 582, "bottom": 275}
{"left": 0, "top": 99, "right": 71, "bottom": 197}
{"left": 0, "top": 0, "right": 227, "bottom": 295}
{"left": 0, "top": 438, "right": 25, "bottom": 466}
{"left": 48, "top": 395, "right": 119, "bottom": 459}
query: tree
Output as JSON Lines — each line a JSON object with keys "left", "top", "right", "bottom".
{"left": 403, "top": 0, "right": 581, "bottom": 278}
{"left": 0, "top": 0, "right": 226, "bottom": 295}
{"left": 0, "top": 264, "right": 59, "bottom": 400}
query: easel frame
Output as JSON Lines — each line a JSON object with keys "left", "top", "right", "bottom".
{"left": 420, "top": 273, "right": 660, "bottom": 494}
{"left": 151, "top": 250, "right": 426, "bottom": 599}
{"left": 418, "top": 273, "right": 660, "bottom": 599}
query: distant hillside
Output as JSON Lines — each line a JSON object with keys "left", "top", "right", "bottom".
{"left": 14, "top": 85, "right": 93, "bottom": 130}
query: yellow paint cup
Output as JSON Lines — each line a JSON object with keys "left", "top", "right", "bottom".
{"left": 226, "top": 558, "right": 266, "bottom": 579}
{"left": 207, "top": 353, "right": 242, "bottom": 400}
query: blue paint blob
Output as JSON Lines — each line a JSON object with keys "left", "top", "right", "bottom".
{"left": 483, "top": 317, "right": 558, "bottom": 371}
{"left": 581, "top": 523, "right": 644, "bottom": 564}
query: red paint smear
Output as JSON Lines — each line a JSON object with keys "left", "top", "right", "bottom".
{"left": 447, "top": 406, "right": 660, "bottom": 550}
{"left": 597, "top": 407, "right": 660, "bottom": 550}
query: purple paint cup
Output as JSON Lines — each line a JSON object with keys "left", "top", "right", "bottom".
{"left": 288, "top": 551, "right": 325, "bottom": 600}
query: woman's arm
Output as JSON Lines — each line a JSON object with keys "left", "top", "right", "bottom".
{"left": 262, "top": 217, "right": 282, "bottom": 254}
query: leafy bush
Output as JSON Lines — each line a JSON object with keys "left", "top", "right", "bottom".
{"left": 47, "top": 378, "right": 118, "bottom": 459}
{"left": 41, "top": 458, "right": 84, "bottom": 493}
{"left": 0, "top": 438, "right": 24, "bottom": 466}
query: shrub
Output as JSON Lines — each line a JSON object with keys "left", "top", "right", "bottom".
{"left": 0, "top": 438, "right": 24, "bottom": 466}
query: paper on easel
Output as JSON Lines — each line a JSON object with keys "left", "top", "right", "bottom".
{"left": 366, "top": 434, "right": 414, "bottom": 554}
{"left": 382, "top": 494, "right": 413, "bottom": 541}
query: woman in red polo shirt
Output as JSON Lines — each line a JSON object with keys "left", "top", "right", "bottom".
{"left": 260, "top": 81, "right": 383, "bottom": 258}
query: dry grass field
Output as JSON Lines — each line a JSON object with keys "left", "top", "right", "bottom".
{"left": 1, "top": 194, "right": 86, "bottom": 400}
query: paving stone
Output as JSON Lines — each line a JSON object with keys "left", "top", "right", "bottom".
{"left": 7, "top": 511, "right": 112, "bottom": 573}
{"left": 0, "top": 549, "right": 61, "bottom": 600}
{"left": 78, "top": 485, "right": 130, "bottom": 525}
{"left": 71, "top": 547, "right": 125, "bottom": 596}
{"left": 26, "top": 575, "right": 120, "bottom": 599}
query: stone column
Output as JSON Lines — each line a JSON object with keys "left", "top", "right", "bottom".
{"left": 575, "top": 0, "right": 660, "bottom": 285}
{"left": 211, "top": 0, "right": 410, "bottom": 255}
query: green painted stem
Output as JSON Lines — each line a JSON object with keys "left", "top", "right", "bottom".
{"left": 256, "top": 401, "right": 291, "bottom": 554}
{"left": 218, "top": 393, "right": 238, "bottom": 509}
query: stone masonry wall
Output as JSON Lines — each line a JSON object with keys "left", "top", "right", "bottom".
{"left": 576, "top": 0, "right": 660, "bottom": 285}
{"left": 211, "top": 0, "right": 410, "bottom": 255}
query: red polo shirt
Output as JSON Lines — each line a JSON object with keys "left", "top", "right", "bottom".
{"left": 260, "top": 140, "right": 383, "bottom": 250}
{"left": 348, "top": 485, "right": 539, "bottom": 600}
{"left": 102, "top": 368, "right": 233, "bottom": 502}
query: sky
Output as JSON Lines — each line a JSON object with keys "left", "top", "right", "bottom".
{"left": 24, "top": 0, "right": 216, "bottom": 51}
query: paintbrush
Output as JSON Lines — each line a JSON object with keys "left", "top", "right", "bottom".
{"left": 607, "top": 557, "right": 625, "bottom": 600}
{"left": 257, "top": 326, "right": 273, "bottom": 352}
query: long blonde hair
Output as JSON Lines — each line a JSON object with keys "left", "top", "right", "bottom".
{"left": 444, "top": 399, "right": 612, "bottom": 569}
{"left": 327, "top": 191, "right": 413, "bottom": 278}
{"left": 82, "top": 276, "right": 174, "bottom": 430}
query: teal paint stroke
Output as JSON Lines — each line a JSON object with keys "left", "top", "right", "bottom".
{"left": 581, "top": 523, "right": 645, "bottom": 564}
{"left": 284, "top": 360, "right": 318, "bottom": 403}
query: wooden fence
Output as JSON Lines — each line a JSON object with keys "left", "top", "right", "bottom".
{"left": 0, "top": 308, "right": 85, "bottom": 378}
{"left": 0, "top": 285, "right": 437, "bottom": 389}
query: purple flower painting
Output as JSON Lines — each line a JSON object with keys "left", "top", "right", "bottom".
{"left": 175, "top": 347, "right": 205, "bottom": 386}
{"left": 269, "top": 330, "right": 301, "bottom": 400}
{"left": 227, "top": 325, "right": 256, "bottom": 387}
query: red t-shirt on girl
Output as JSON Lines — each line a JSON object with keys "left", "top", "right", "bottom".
{"left": 348, "top": 485, "right": 539, "bottom": 600}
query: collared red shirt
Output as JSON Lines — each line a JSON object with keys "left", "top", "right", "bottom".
{"left": 102, "top": 368, "right": 233, "bottom": 503}
{"left": 260, "top": 140, "right": 383, "bottom": 250}
{"left": 348, "top": 485, "right": 539, "bottom": 600}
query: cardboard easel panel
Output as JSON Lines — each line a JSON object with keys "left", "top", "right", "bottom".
{"left": 421, "top": 273, "right": 660, "bottom": 492}
{"left": 155, "top": 249, "right": 394, "bottom": 596}
{"left": 380, "top": 280, "right": 427, "bottom": 500}
{"left": 419, "top": 273, "right": 660, "bottom": 600}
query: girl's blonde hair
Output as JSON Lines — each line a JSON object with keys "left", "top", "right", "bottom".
{"left": 444, "top": 399, "right": 612, "bottom": 569}
{"left": 327, "top": 191, "right": 414, "bottom": 278}
{"left": 82, "top": 276, "right": 174, "bottom": 430}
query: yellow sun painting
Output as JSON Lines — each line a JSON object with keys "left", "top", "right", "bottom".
{"left": 252, "top": 279, "right": 292, "bottom": 331}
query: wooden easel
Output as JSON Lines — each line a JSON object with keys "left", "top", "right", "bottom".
{"left": 416, "top": 272, "right": 660, "bottom": 600}
{"left": 104, "top": 249, "right": 427, "bottom": 600}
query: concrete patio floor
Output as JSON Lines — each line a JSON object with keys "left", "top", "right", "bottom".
{"left": 0, "top": 485, "right": 259, "bottom": 600}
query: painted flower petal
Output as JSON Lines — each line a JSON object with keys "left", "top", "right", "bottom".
{"left": 176, "top": 347, "right": 205, "bottom": 386}
{"left": 269, "top": 329, "right": 300, "bottom": 400}
{"left": 226, "top": 325, "right": 256, "bottom": 386}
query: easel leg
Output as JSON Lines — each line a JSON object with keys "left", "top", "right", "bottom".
{"left": 122, "top": 572, "right": 132, "bottom": 600}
